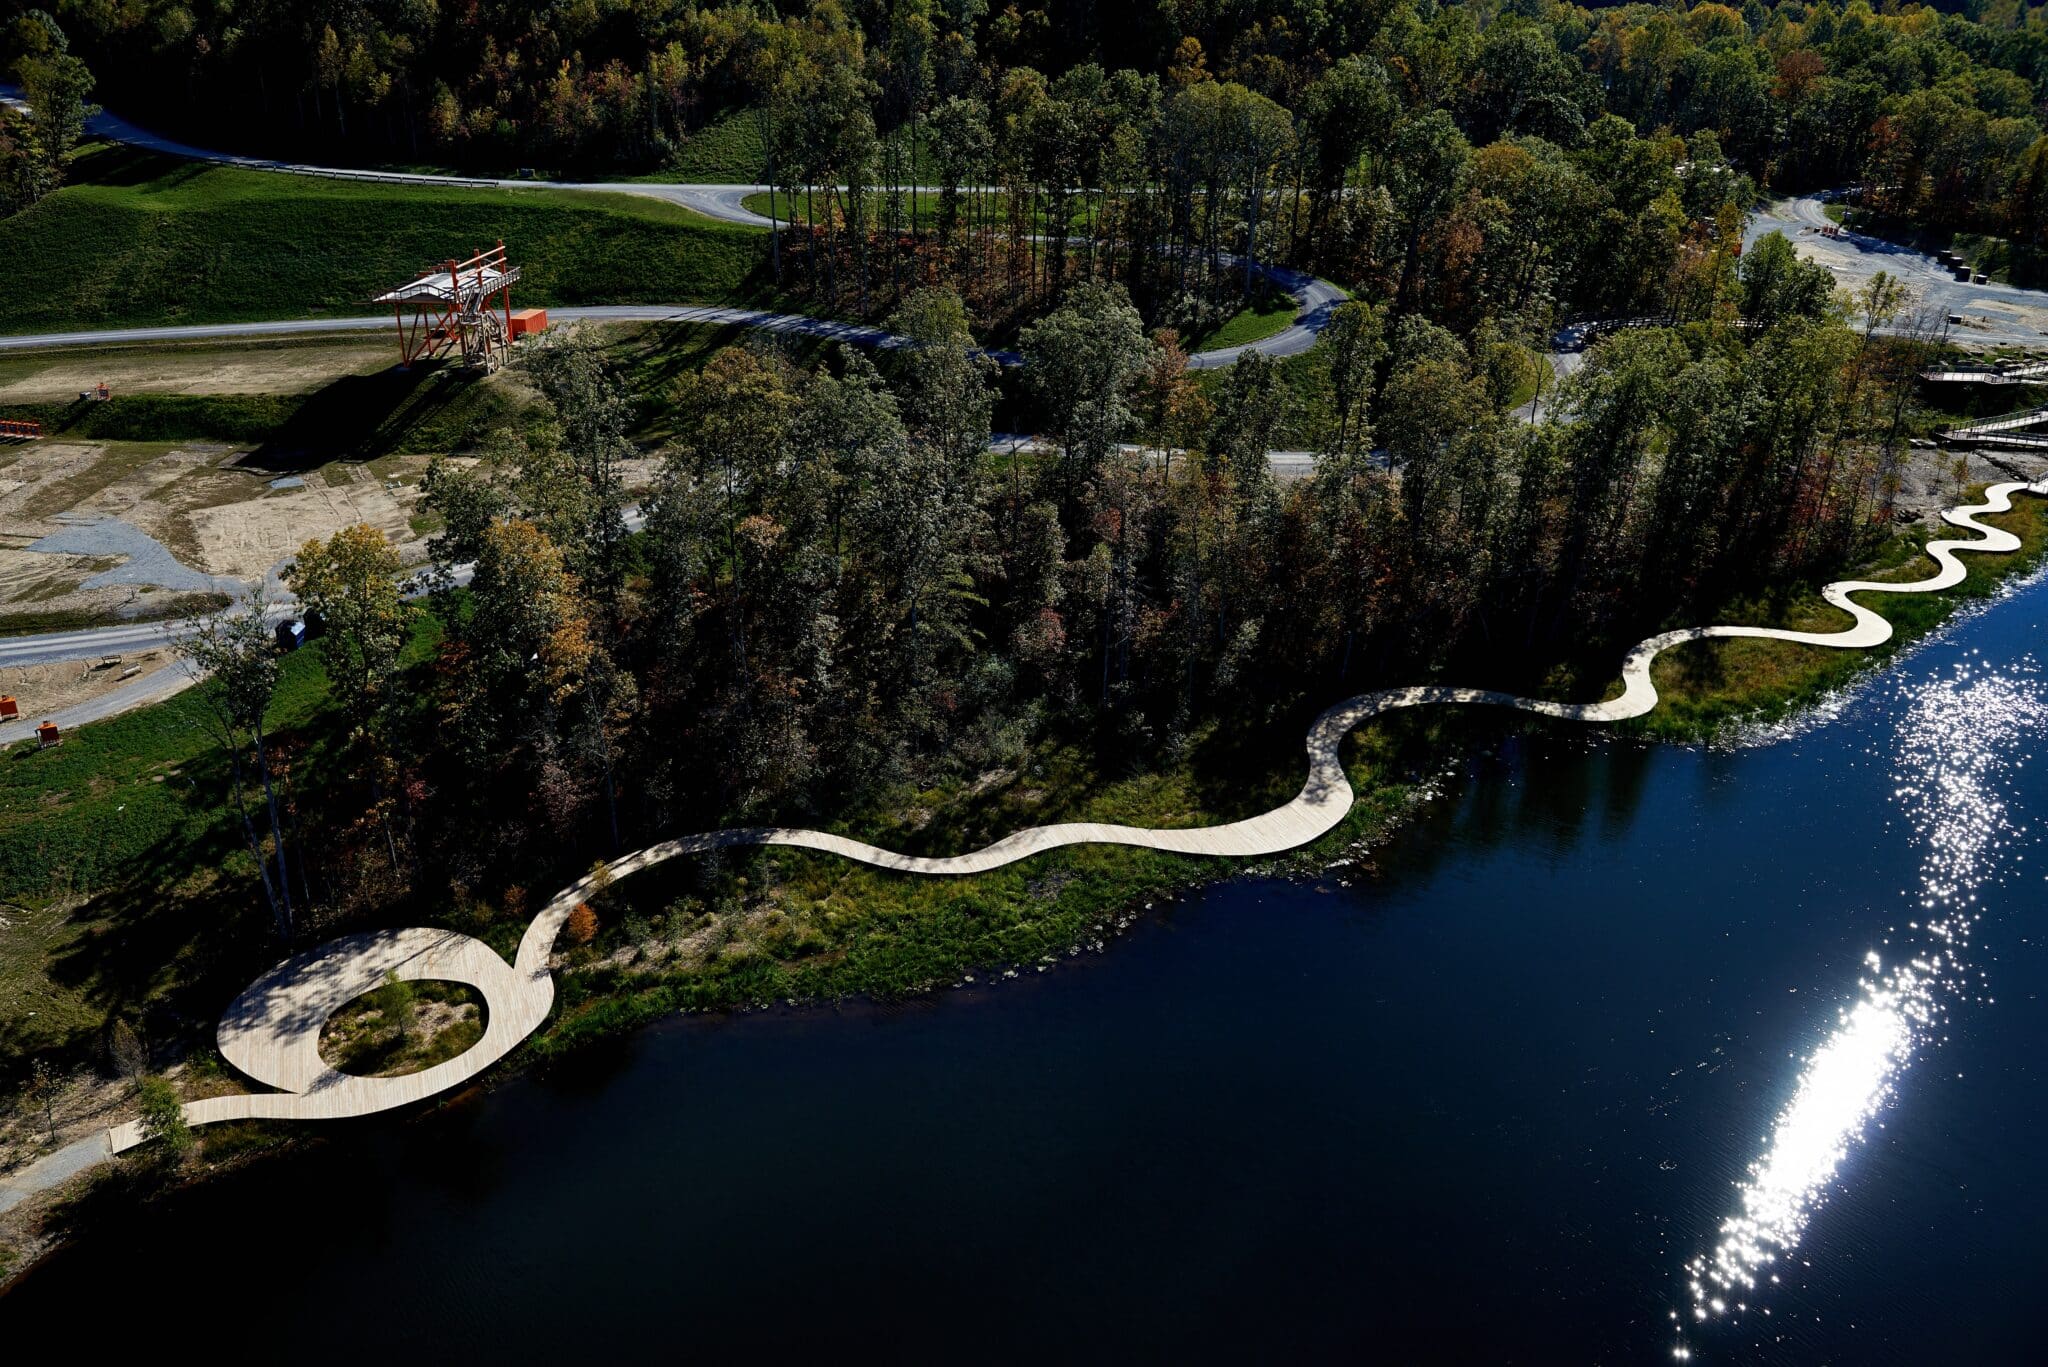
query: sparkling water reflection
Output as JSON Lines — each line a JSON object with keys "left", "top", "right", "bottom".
{"left": 1677, "top": 656, "right": 2043, "bottom": 1358}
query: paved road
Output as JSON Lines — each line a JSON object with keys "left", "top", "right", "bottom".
{"left": 0, "top": 84, "right": 778, "bottom": 222}
{"left": 0, "top": 653, "right": 203, "bottom": 746}
{"left": 0, "top": 304, "right": 930, "bottom": 357}
{"left": 0, "top": 1131, "right": 112, "bottom": 1215}
{"left": 0, "top": 617, "right": 206, "bottom": 669}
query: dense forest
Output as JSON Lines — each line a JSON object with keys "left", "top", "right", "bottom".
{"left": 0, "top": 0, "right": 1976, "bottom": 931}
{"left": 0, "top": 0, "right": 2016, "bottom": 1079}
{"left": 28, "top": 0, "right": 2048, "bottom": 263}
{"left": 185, "top": 256, "right": 1921, "bottom": 934}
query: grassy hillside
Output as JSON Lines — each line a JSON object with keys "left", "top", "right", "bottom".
{"left": 0, "top": 146, "right": 772, "bottom": 334}
{"left": 651, "top": 106, "right": 768, "bottom": 183}
{"left": 2, "top": 369, "right": 536, "bottom": 459}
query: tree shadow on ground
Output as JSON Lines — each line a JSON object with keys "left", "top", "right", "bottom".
{"left": 66, "top": 144, "right": 204, "bottom": 190}
{"left": 231, "top": 361, "right": 495, "bottom": 471}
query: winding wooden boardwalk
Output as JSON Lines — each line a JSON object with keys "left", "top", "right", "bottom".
{"left": 88, "top": 476, "right": 2047, "bottom": 1155}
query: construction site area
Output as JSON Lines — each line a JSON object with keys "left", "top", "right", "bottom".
{"left": 0, "top": 241, "right": 654, "bottom": 737}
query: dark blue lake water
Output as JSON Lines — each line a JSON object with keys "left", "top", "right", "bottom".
{"left": 5, "top": 575, "right": 2045, "bottom": 1365}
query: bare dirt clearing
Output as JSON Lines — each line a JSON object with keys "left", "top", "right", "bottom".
{"left": 186, "top": 463, "right": 421, "bottom": 583}
{"left": 0, "top": 542, "right": 116, "bottom": 605}
{"left": 0, "top": 440, "right": 436, "bottom": 621}
{"left": 2, "top": 650, "right": 176, "bottom": 716}
{"left": 1898, "top": 447, "right": 2048, "bottom": 522}
{"left": 0, "top": 338, "right": 392, "bottom": 402}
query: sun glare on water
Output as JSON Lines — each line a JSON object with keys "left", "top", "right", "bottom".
{"left": 1673, "top": 656, "right": 2043, "bottom": 1359}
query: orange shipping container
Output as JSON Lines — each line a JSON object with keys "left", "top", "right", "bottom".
{"left": 0, "top": 696, "right": 17, "bottom": 719}
{"left": 509, "top": 308, "right": 549, "bottom": 337}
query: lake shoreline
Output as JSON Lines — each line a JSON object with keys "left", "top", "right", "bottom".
{"left": 4, "top": 485, "right": 2046, "bottom": 1294}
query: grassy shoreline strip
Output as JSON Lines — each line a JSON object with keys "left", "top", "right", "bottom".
{"left": 1636, "top": 491, "right": 2048, "bottom": 738}
{"left": 0, "top": 491, "right": 2038, "bottom": 1101}
{"left": 3, "top": 489, "right": 2045, "bottom": 1290}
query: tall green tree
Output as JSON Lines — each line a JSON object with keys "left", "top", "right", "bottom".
{"left": 183, "top": 600, "right": 294, "bottom": 943}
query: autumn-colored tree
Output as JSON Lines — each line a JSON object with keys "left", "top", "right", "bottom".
{"left": 564, "top": 902, "right": 599, "bottom": 946}
{"left": 285, "top": 523, "right": 409, "bottom": 721}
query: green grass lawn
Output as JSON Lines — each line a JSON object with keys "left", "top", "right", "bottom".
{"left": 654, "top": 111, "right": 937, "bottom": 186}
{"left": 1193, "top": 343, "right": 1336, "bottom": 447}
{"left": 0, "top": 644, "right": 334, "bottom": 1071}
{"left": 539, "top": 707, "right": 1444, "bottom": 1051}
{"left": 0, "top": 614, "right": 452, "bottom": 1079}
{"left": 1181, "top": 286, "right": 1300, "bottom": 352}
{"left": 740, "top": 188, "right": 1092, "bottom": 235}
{"left": 644, "top": 107, "right": 768, "bottom": 184}
{"left": 0, "top": 599, "right": 1439, "bottom": 1082}
{"left": 0, "top": 145, "right": 772, "bottom": 334}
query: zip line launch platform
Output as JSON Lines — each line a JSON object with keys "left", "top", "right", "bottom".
{"left": 376, "top": 241, "right": 524, "bottom": 369}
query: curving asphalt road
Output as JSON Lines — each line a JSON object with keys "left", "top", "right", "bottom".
{"left": 60, "top": 474, "right": 2042, "bottom": 1162}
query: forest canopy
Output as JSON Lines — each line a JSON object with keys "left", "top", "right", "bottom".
{"left": 15, "top": 1, "right": 2048, "bottom": 312}
{"left": 1, "top": 0, "right": 2015, "bottom": 1069}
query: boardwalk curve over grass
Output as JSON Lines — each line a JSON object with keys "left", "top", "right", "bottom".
{"left": 93, "top": 476, "right": 2047, "bottom": 1155}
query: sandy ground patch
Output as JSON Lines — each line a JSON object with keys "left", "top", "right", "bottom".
{"left": 0, "top": 339, "right": 392, "bottom": 402}
{"left": 1, "top": 649, "right": 176, "bottom": 717}
{"left": 0, "top": 545, "right": 117, "bottom": 604}
{"left": 0, "top": 441, "right": 113, "bottom": 527}
{"left": 185, "top": 464, "right": 420, "bottom": 582}
{"left": 68, "top": 445, "right": 225, "bottom": 526}
{"left": 1, "top": 439, "right": 435, "bottom": 610}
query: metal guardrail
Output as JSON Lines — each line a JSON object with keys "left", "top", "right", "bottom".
{"left": 1955, "top": 430, "right": 2048, "bottom": 449}
{"left": 1939, "top": 404, "right": 2048, "bottom": 448}
{"left": 1944, "top": 405, "right": 2048, "bottom": 436}
{"left": 1920, "top": 359, "right": 2048, "bottom": 385}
